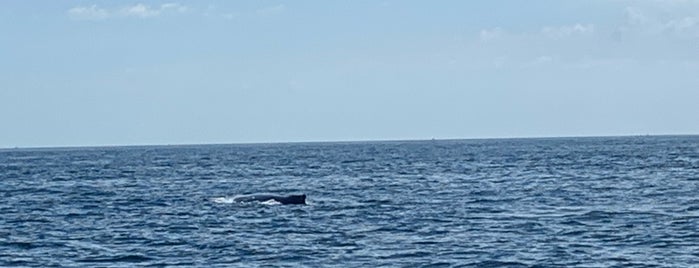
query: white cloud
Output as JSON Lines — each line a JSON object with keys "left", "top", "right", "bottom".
{"left": 621, "top": 7, "right": 660, "bottom": 33}
{"left": 531, "top": 56, "right": 554, "bottom": 65}
{"left": 647, "top": 0, "right": 699, "bottom": 5}
{"left": 122, "top": 4, "right": 160, "bottom": 18}
{"left": 619, "top": 6, "right": 699, "bottom": 38}
{"left": 478, "top": 23, "right": 594, "bottom": 42}
{"left": 67, "top": 5, "right": 109, "bottom": 20}
{"left": 665, "top": 16, "right": 699, "bottom": 37}
{"left": 67, "top": 3, "right": 188, "bottom": 20}
{"left": 541, "top": 24, "right": 595, "bottom": 38}
{"left": 256, "top": 4, "right": 286, "bottom": 16}
{"left": 625, "top": 7, "right": 648, "bottom": 26}
{"left": 222, "top": 13, "right": 239, "bottom": 20}
{"left": 479, "top": 27, "right": 504, "bottom": 42}
{"left": 468, "top": 3, "right": 698, "bottom": 71}
{"left": 161, "top": 3, "right": 188, "bottom": 13}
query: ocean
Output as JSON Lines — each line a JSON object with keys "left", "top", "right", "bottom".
{"left": 1, "top": 136, "right": 698, "bottom": 267}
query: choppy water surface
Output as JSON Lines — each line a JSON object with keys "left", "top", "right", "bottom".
{"left": 1, "top": 136, "right": 699, "bottom": 267}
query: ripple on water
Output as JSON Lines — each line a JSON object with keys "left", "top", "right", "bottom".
{"left": 1, "top": 136, "right": 699, "bottom": 267}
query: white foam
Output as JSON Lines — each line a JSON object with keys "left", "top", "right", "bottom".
{"left": 212, "top": 195, "right": 283, "bottom": 205}
{"left": 211, "top": 197, "right": 236, "bottom": 204}
{"left": 260, "top": 199, "right": 281, "bottom": 205}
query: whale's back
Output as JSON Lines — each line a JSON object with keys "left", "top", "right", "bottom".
{"left": 232, "top": 194, "right": 306, "bottom": 205}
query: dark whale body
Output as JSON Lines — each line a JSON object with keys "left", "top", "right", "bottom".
{"left": 233, "top": 194, "right": 306, "bottom": 205}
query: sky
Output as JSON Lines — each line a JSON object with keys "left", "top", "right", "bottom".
{"left": 1, "top": 0, "right": 699, "bottom": 148}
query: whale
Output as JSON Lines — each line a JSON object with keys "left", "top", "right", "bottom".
{"left": 232, "top": 194, "right": 306, "bottom": 205}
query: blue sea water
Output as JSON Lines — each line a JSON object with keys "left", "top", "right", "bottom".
{"left": 1, "top": 136, "right": 698, "bottom": 267}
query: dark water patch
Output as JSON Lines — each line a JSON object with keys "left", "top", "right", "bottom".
{"left": 469, "top": 260, "right": 530, "bottom": 267}
{"left": 340, "top": 158, "right": 375, "bottom": 164}
{"left": 4, "top": 241, "right": 37, "bottom": 250}
{"left": 77, "top": 254, "right": 154, "bottom": 263}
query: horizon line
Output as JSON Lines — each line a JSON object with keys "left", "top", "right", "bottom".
{"left": 1, "top": 133, "right": 697, "bottom": 151}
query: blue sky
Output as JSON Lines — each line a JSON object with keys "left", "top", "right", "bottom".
{"left": 2, "top": 1, "right": 699, "bottom": 147}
